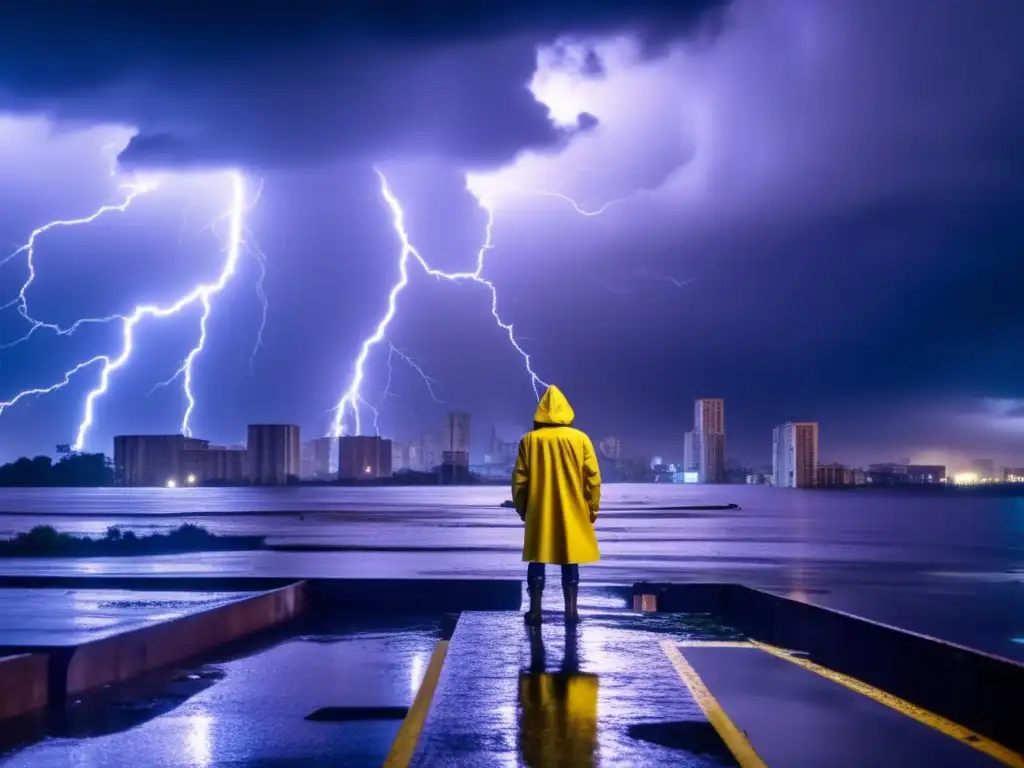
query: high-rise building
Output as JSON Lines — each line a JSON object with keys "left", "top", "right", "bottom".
{"left": 773, "top": 422, "right": 818, "bottom": 488}
{"left": 817, "top": 462, "right": 853, "bottom": 488}
{"left": 418, "top": 431, "right": 441, "bottom": 472}
{"left": 695, "top": 398, "right": 725, "bottom": 435}
{"left": 683, "top": 431, "right": 698, "bottom": 473}
{"left": 246, "top": 424, "right": 300, "bottom": 485}
{"left": 182, "top": 445, "right": 247, "bottom": 485}
{"left": 443, "top": 412, "right": 471, "bottom": 455}
{"left": 391, "top": 440, "right": 411, "bottom": 472}
{"left": 114, "top": 434, "right": 210, "bottom": 487}
{"left": 698, "top": 433, "right": 726, "bottom": 483}
{"left": 694, "top": 398, "right": 726, "bottom": 483}
{"left": 339, "top": 436, "right": 393, "bottom": 480}
{"left": 300, "top": 437, "right": 335, "bottom": 479}
{"left": 392, "top": 439, "right": 427, "bottom": 472}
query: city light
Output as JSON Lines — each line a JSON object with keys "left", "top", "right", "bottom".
{"left": 186, "top": 473, "right": 197, "bottom": 485}
{"left": 166, "top": 479, "right": 177, "bottom": 488}
{"left": 364, "top": 465, "right": 372, "bottom": 474}
{"left": 952, "top": 472, "right": 979, "bottom": 486}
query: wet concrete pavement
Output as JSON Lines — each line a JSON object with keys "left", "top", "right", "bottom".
{"left": 682, "top": 646, "right": 1000, "bottom": 767}
{"left": 413, "top": 611, "right": 743, "bottom": 767}
{"left": 0, "top": 588, "right": 245, "bottom": 647}
{"left": 2, "top": 590, "right": 1018, "bottom": 767}
{"left": 0, "top": 615, "right": 442, "bottom": 767}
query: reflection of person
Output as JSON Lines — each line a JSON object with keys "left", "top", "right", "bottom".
{"left": 518, "top": 629, "right": 599, "bottom": 767}
{"left": 512, "top": 385, "right": 602, "bottom": 625}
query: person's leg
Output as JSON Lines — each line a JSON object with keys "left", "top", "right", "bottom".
{"left": 525, "top": 562, "right": 545, "bottom": 625}
{"left": 560, "top": 564, "right": 580, "bottom": 624}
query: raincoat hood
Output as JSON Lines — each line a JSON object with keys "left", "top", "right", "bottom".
{"left": 534, "top": 385, "right": 575, "bottom": 426}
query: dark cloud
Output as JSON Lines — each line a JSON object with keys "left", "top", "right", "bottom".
{"left": 0, "top": 1, "right": 727, "bottom": 170}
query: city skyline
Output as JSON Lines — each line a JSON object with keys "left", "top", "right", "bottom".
{"left": 1, "top": 1, "right": 1022, "bottom": 469}
{"left": 7, "top": 394, "right": 1019, "bottom": 480}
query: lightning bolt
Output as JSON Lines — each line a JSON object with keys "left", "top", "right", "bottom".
{"left": 525, "top": 188, "right": 629, "bottom": 216}
{"left": 387, "top": 342, "right": 443, "bottom": 404}
{"left": 330, "top": 168, "right": 546, "bottom": 438}
{"left": 634, "top": 267, "right": 693, "bottom": 289}
{"left": 246, "top": 225, "right": 270, "bottom": 373}
{"left": 154, "top": 177, "right": 266, "bottom": 435}
{"left": 0, "top": 171, "right": 252, "bottom": 450}
{"left": 369, "top": 342, "right": 444, "bottom": 436}
{"left": 0, "top": 179, "right": 158, "bottom": 348}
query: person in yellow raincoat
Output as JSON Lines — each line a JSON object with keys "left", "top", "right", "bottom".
{"left": 512, "top": 385, "right": 602, "bottom": 624}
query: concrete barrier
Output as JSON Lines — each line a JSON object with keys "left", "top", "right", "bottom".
{"left": 61, "top": 581, "right": 307, "bottom": 698}
{"left": 0, "top": 575, "right": 295, "bottom": 592}
{"left": 634, "top": 582, "right": 1024, "bottom": 754}
{"left": 0, "top": 653, "right": 48, "bottom": 720}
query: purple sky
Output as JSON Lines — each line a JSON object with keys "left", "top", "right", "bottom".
{"left": 1, "top": 0, "right": 1022, "bottom": 470}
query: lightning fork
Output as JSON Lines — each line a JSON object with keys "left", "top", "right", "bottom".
{"left": 137, "top": 173, "right": 258, "bottom": 439}
{"left": 0, "top": 179, "right": 158, "bottom": 348}
{"left": 0, "top": 172, "right": 249, "bottom": 450}
{"left": 330, "top": 168, "right": 546, "bottom": 438}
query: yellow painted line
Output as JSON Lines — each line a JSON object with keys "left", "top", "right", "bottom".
{"left": 661, "top": 640, "right": 767, "bottom": 768}
{"left": 752, "top": 640, "right": 1024, "bottom": 768}
{"left": 384, "top": 640, "right": 449, "bottom": 768}
{"left": 675, "top": 640, "right": 752, "bottom": 648}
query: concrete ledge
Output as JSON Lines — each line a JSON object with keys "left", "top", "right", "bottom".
{"left": 61, "top": 581, "right": 307, "bottom": 699}
{"left": 308, "top": 579, "right": 522, "bottom": 612}
{"left": 635, "top": 582, "right": 1024, "bottom": 754}
{"left": 0, "top": 653, "right": 48, "bottom": 720}
{"left": 0, "top": 575, "right": 296, "bottom": 592}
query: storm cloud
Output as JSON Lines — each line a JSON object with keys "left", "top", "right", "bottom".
{"left": 0, "top": 0, "right": 728, "bottom": 169}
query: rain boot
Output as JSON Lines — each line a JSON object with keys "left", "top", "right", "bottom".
{"left": 562, "top": 581, "right": 580, "bottom": 625}
{"left": 524, "top": 570, "right": 544, "bottom": 626}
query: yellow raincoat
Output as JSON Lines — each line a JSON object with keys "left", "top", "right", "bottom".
{"left": 512, "top": 385, "right": 602, "bottom": 564}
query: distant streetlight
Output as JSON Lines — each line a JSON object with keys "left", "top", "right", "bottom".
{"left": 166, "top": 479, "right": 177, "bottom": 488}
{"left": 364, "top": 465, "right": 372, "bottom": 474}
{"left": 186, "top": 473, "right": 197, "bottom": 485}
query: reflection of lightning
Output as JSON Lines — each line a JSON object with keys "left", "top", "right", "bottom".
{"left": 330, "top": 168, "right": 545, "bottom": 437}
{"left": 0, "top": 180, "right": 157, "bottom": 348}
{"left": 0, "top": 172, "right": 249, "bottom": 450}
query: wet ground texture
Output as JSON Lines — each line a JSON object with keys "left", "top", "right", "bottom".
{"left": 0, "top": 588, "right": 246, "bottom": 647}
{"left": 0, "top": 585, "right": 1019, "bottom": 766}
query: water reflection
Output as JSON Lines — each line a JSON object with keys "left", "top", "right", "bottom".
{"left": 185, "top": 712, "right": 213, "bottom": 767}
{"left": 518, "top": 627, "right": 599, "bottom": 767}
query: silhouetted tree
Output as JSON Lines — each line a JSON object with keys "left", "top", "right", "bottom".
{"left": 0, "top": 455, "right": 53, "bottom": 486}
{"left": 0, "top": 453, "right": 113, "bottom": 487}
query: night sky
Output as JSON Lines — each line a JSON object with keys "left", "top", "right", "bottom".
{"left": 1, "top": 1, "right": 1022, "bottom": 470}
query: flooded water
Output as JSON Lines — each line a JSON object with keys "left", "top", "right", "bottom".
{"left": 0, "top": 484, "right": 1022, "bottom": 659}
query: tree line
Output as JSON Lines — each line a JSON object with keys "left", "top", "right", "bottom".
{"left": 0, "top": 453, "right": 113, "bottom": 487}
